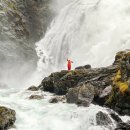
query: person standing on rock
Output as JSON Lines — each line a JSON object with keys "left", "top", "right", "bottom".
{"left": 67, "top": 59, "right": 73, "bottom": 70}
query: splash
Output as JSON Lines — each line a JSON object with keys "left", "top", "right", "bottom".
{"left": 0, "top": 88, "right": 116, "bottom": 130}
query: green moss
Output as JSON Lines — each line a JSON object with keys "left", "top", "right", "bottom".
{"left": 106, "top": 86, "right": 120, "bottom": 107}
{"left": 113, "top": 69, "right": 129, "bottom": 94}
{"left": 2, "top": 0, "right": 17, "bottom": 14}
{"left": 107, "top": 51, "right": 130, "bottom": 107}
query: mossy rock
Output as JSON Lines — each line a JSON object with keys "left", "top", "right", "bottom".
{"left": 0, "top": 106, "right": 16, "bottom": 130}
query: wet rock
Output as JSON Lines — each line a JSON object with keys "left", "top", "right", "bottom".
{"left": 106, "top": 50, "right": 130, "bottom": 116}
{"left": 27, "top": 86, "right": 39, "bottom": 91}
{"left": 66, "top": 86, "right": 79, "bottom": 104}
{"left": 67, "top": 83, "right": 95, "bottom": 107}
{"left": 110, "top": 112, "right": 122, "bottom": 123}
{"left": 100, "top": 86, "right": 112, "bottom": 98}
{"left": 40, "top": 65, "right": 117, "bottom": 96}
{"left": 115, "top": 122, "right": 130, "bottom": 130}
{"left": 75, "top": 64, "right": 91, "bottom": 70}
{"left": 0, "top": 106, "right": 16, "bottom": 130}
{"left": 29, "top": 95, "right": 44, "bottom": 100}
{"left": 109, "top": 111, "right": 130, "bottom": 130}
{"left": 49, "top": 96, "right": 66, "bottom": 103}
{"left": 94, "top": 86, "right": 112, "bottom": 106}
{"left": 39, "top": 50, "right": 130, "bottom": 116}
{"left": 96, "top": 111, "right": 112, "bottom": 126}
{"left": 40, "top": 70, "right": 69, "bottom": 94}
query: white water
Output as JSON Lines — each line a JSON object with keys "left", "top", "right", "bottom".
{"left": 0, "top": 0, "right": 130, "bottom": 130}
{"left": 0, "top": 88, "right": 116, "bottom": 130}
{"left": 36, "top": 0, "right": 130, "bottom": 73}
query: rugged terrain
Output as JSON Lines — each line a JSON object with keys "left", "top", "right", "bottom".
{"left": 28, "top": 50, "right": 129, "bottom": 119}
{"left": 0, "top": 0, "right": 54, "bottom": 81}
{"left": 0, "top": 0, "right": 53, "bottom": 44}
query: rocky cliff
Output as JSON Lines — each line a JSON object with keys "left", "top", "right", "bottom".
{"left": 0, "top": 0, "right": 54, "bottom": 80}
{"left": 33, "top": 50, "right": 130, "bottom": 117}
{"left": 0, "top": 0, "right": 53, "bottom": 44}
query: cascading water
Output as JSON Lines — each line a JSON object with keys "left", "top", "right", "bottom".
{"left": 36, "top": 0, "right": 130, "bottom": 73}
{"left": 0, "top": 88, "right": 117, "bottom": 130}
{"left": 0, "top": 0, "right": 130, "bottom": 130}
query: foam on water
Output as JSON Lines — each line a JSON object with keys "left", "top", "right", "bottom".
{"left": 0, "top": 88, "right": 117, "bottom": 130}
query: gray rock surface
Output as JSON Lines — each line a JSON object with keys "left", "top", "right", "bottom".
{"left": 96, "top": 111, "right": 112, "bottom": 126}
{"left": 0, "top": 106, "right": 16, "bottom": 130}
{"left": 0, "top": 0, "right": 53, "bottom": 43}
{"left": 67, "top": 83, "right": 95, "bottom": 107}
{"left": 27, "top": 86, "right": 39, "bottom": 91}
{"left": 29, "top": 95, "right": 44, "bottom": 100}
{"left": 49, "top": 96, "right": 66, "bottom": 103}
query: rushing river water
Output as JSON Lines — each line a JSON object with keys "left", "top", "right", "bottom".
{"left": 0, "top": 88, "right": 118, "bottom": 130}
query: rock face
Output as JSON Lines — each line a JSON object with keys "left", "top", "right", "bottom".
{"left": 39, "top": 66, "right": 117, "bottom": 96}
{"left": 0, "top": 0, "right": 53, "bottom": 44}
{"left": 37, "top": 50, "right": 130, "bottom": 116}
{"left": 106, "top": 50, "right": 130, "bottom": 116}
{"left": 38, "top": 61, "right": 118, "bottom": 108}
{"left": 39, "top": 65, "right": 117, "bottom": 107}
{"left": 0, "top": 0, "right": 53, "bottom": 82}
{"left": 0, "top": 106, "right": 16, "bottom": 130}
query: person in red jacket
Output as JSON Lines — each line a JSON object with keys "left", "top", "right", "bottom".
{"left": 67, "top": 59, "right": 73, "bottom": 70}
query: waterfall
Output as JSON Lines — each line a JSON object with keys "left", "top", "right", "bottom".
{"left": 36, "top": 0, "right": 130, "bottom": 73}
{"left": 0, "top": 1, "right": 130, "bottom": 130}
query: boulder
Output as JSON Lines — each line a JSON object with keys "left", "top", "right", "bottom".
{"left": 49, "top": 96, "right": 66, "bottom": 103}
{"left": 40, "top": 70, "right": 69, "bottom": 94}
{"left": 75, "top": 64, "right": 91, "bottom": 70}
{"left": 0, "top": 106, "right": 16, "bottom": 130}
{"left": 27, "top": 85, "right": 39, "bottom": 91}
{"left": 67, "top": 83, "right": 95, "bottom": 107}
{"left": 94, "top": 86, "right": 112, "bottom": 106}
{"left": 109, "top": 111, "right": 130, "bottom": 130}
{"left": 115, "top": 122, "right": 130, "bottom": 130}
{"left": 96, "top": 111, "right": 112, "bottom": 126}
{"left": 29, "top": 95, "right": 44, "bottom": 100}
{"left": 110, "top": 112, "right": 122, "bottom": 123}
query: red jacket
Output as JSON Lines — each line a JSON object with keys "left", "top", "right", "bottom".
{"left": 67, "top": 59, "right": 73, "bottom": 70}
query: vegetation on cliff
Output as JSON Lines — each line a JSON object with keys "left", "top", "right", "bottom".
{"left": 0, "top": 0, "right": 53, "bottom": 43}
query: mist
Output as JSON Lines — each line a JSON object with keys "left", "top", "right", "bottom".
{"left": 0, "top": 40, "right": 37, "bottom": 88}
{"left": 36, "top": 0, "right": 130, "bottom": 73}
{"left": 50, "top": 0, "right": 74, "bottom": 14}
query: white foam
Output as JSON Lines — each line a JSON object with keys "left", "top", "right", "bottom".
{"left": 0, "top": 88, "right": 116, "bottom": 130}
